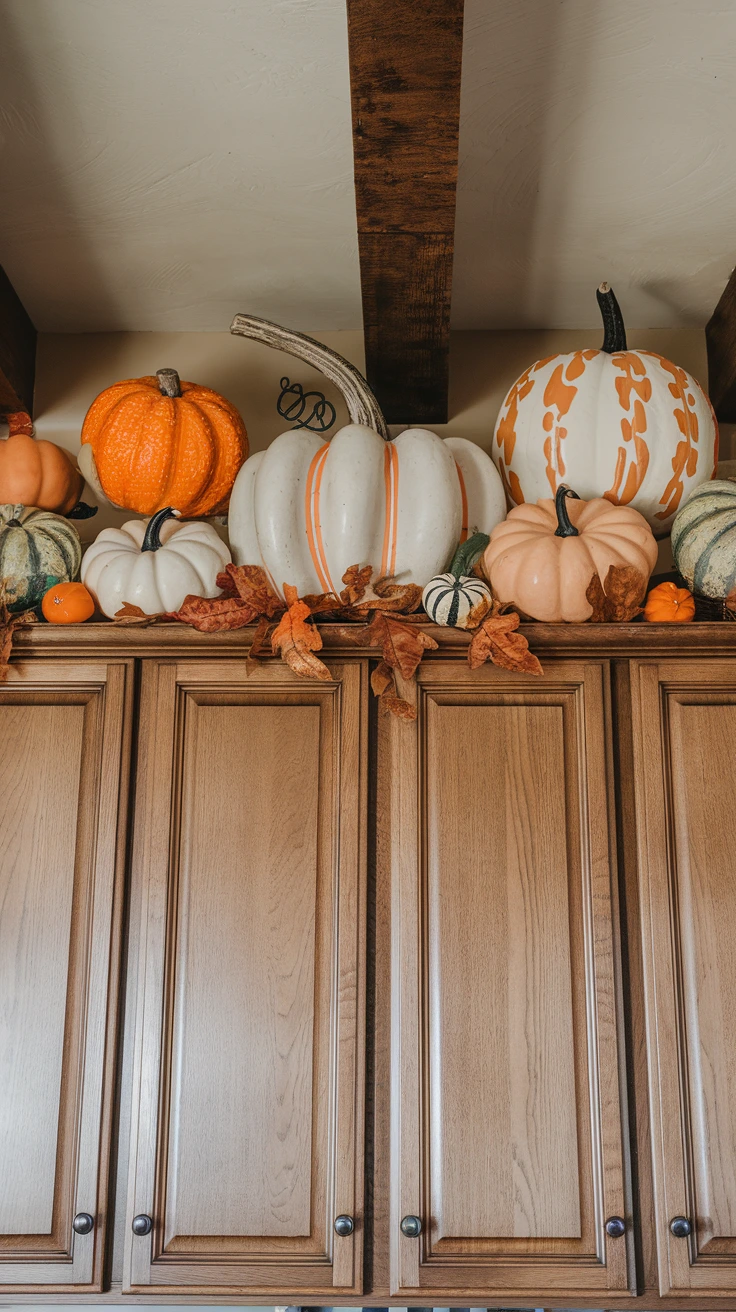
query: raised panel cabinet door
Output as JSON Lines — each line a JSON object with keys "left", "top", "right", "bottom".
{"left": 124, "top": 660, "right": 367, "bottom": 1295}
{"left": 389, "top": 660, "right": 631, "bottom": 1301}
{"left": 0, "top": 659, "right": 133, "bottom": 1291}
{"left": 630, "top": 659, "right": 736, "bottom": 1297}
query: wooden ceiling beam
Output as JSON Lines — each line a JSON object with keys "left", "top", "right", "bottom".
{"left": 0, "top": 265, "right": 36, "bottom": 416}
{"left": 706, "top": 265, "right": 736, "bottom": 421}
{"left": 346, "top": 0, "right": 465, "bottom": 425}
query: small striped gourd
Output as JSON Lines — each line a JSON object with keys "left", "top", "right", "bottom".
{"left": 671, "top": 479, "right": 736, "bottom": 599}
{"left": 0, "top": 504, "right": 82, "bottom": 612}
{"left": 422, "top": 533, "right": 493, "bottom": 628}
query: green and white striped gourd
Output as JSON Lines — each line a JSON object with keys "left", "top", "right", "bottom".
{"left": 422, "top": 532, "right": 493, "bottom": 628}
{"left": 671, "top": 479, "right": 736, "bottom": 599}
{"left": 0, "top": 504, "right": 82, "bottom": 612}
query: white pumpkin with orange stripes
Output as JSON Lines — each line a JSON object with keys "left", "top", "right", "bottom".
{"left": 227, "top": 316, "right": 506, "bottom": 597}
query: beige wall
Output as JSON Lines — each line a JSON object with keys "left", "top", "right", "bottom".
{"left": 28, "top": 326, "right": 731, "bottom": 570}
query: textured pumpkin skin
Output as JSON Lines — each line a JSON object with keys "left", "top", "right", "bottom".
{"left": 0, "top": 505, "right": 82, "bottom": 612}
{"left": 484, "top": 495, "right": 658, "bottom": 623}
{"left": 0, "top": 414, "right": 84, "bottom": 514}
{"left": 42, "top": 581, "right": 95, "bottom": 624}
{"left": 493, "top": 349, "right": 717, "bottom": 536}
{"left": 422, "top": 572, "right": 492, "bottom": 628}
{"left": 80, "top": 376, "right": 248, "bottom": 516}
{"left": 643, "top": 581, "right": 695, "bottom": 623}
{"left": 671, "top": 479, "right": 736, "bottom": 598}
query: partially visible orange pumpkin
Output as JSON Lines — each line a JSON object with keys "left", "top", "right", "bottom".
{"left": 643, "top": 580, "right": 695, "bottom": 623}
{"left": 0, "top": 411, "right": 84, "bottom": 514}
{"left": 42, "top": 581, "right": 95, "bottom": 624}
{"left": 79, "top": 369, "right": 248, "bottom": 517}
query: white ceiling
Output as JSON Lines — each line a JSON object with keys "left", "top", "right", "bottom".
{"left": 0, "top": 0, "right": 735, "bottom": 333}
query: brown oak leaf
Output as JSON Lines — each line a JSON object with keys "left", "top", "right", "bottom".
{"left": 370, "top": 660, "right": 416, "bottom": 720}
{"left": 359, "top": 576, "right": 424, "bottom": 615}
{"left": 271, "top": 584, "right": 332, "bottom": 680}
{"left": 113, "top": 602, "right": 167, "bottom": 626}
{"left": 363, "top": 612, "right": 439, "bottom": 680}
{"left": 215, "top": 563, "right": 284, "bottom": 619}
{"left": 586, "top": 565, "right": 647, "bottom": 623}
{"left": 0, "top": 588, "right": 36, "bottom": 681}
{"left": 468, "top": 611, "right": 543, "bottom": 675}
{"left": 166, "top": 593, "right": 259, "bottom": 632}
{"left": 341, "top": 564, "right": 373, "bottom": 606}
{"left": 300, "top": 591, "right": 344, "bottom": 617}
{"left": 245, "top": 615, "right": 272, "bottom": 675}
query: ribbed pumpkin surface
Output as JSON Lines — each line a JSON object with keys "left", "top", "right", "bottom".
{"left": 0, "top": 504, "right": 82, "bottom": 611}
{"left": 80, "top": 376, "right": 248, "bottom": 517}
{"left": 671, "top": 479, "right": 736, "bottom": 599}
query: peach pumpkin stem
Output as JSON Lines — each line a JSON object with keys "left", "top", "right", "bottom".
{"left": 142, "top": 506, "right": 180, "bottom": 552}
{"left": 596, "top": 282, "right": 627, "bottom": 353}
{"left": 554, "top": 485, "right": 581, "bottom": 538}
{"left": 5, "top": 411, "right": 34, "bottom": 437}
{"left": 156, "top": 368, "right": 182, "bottom": 398}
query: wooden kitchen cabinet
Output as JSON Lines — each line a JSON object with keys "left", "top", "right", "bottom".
{"left": 386, "top": 659, "right": 632, "bottom": 1303}
{"left": 122, "top": 658, "right": 368, "bottom": 1296}
{"left": 630, "top": 659, "right": 736, "bottom": 1299}
{"left": 0, "top": 657, "right": 133, "bottom": 1291}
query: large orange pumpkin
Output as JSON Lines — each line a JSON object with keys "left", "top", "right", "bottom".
{"left": 484, "top": 485, "right": 658, "bottom": 622}
{"left": 79, "top": 369, "right": 248, "bottom": 517}
{"left": 0, "top": 411, "right": 84, "bottom": 515}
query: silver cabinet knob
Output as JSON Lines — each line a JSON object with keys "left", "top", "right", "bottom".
{"left": 334, "top": 1214, "right": 354, "bottom": 1236}
{"left": 670, "top": 1215, "right": 692, "bottom": 1238}
{"left": 72, "top": 1213, "right": 94, "bottom": 1235}
{"left": 400, "top": 1214, "right": 422, "bottom": 1238}
{"left": 606, "top": 1216, "right": 626, "bottom": 1238}
{"left": 132, "top": 1214, "right": 153, "bottom": 1236}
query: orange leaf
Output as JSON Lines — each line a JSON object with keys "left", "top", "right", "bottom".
{"left": 341, "top": 563, "right": 373, "bottom": 606}
{"left": 301, "top": 591, "right": 344, "bottom": 617}
{"left": 245, "top": 615, "right": 272, "bottom": 675}
{"left": 468, "top": 611, "right": 543, "bottom": 675}
{"left": 370, "top": 659, "right": 416, "bottom": 719}
{"left": 166, "top": 593, "right": 259, "bottom": 632}
{"left": 215, "top": 564, "right": 284, "bottom": 619}
{"left": 271, "top": 594, "right": 332, "bottom": 681}
{"left": 585, "top": 565, "right": 647, "bottom": 623}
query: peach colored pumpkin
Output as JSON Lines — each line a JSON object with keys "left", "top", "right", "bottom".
{"left": 0, "top": 412, "right": 84, "bottom": 514}
{"left": 484, "top": 485, "right": 658, "bottom": 623}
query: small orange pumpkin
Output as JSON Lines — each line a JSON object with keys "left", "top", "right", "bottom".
{"left": 79, "top": 369, "right": 248, "bottom": 517}
{"left": 42, "top": 581, "right": 95, "bottom": 624}
{"left": 643, "top": 580, "right": 695, "bottom": 623}
{"left": 484, "top": 484, "right": 658, "bottom": 622}
{"left": 0, "top": 412, "right": 85, "bottom": 514}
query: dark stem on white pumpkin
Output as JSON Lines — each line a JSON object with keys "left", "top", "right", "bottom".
{"left": 142, "top": 506, "right": 180, "bottom": 552}
{"left": 156, "top": 368, "right": 182, "bottom": 398}
{"left": 449, "top": 531, "right": 490, "bottom": 579}
{"left": 596, "top": 282, "right": 627, "bottom": 353}
{"left": 554, "top": 485, "right": 581, "bottom": 537}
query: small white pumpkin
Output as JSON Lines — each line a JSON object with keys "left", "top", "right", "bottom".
{"left": 81, "top": 506, "right": 231, "bottom": 616}
{"left": 422, "top": 533, "right": 493, "bottom": 629}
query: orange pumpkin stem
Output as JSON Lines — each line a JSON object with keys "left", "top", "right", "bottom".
{"left": 5, "top": 411, "right": 33, "bottom": 437}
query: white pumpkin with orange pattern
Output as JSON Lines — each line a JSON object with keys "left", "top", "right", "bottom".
{"left": 227, "top": 316, "right": 506, "bottom": 596}
{"left": 492, "top": 283, "right": 718, "bottom": 537}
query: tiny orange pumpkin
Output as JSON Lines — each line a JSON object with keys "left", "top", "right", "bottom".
{"left": 42, "top": 581, "right": 96, "bottom": 624}
{"left": 643, "top": 580, "right": 695, "bottom": 623}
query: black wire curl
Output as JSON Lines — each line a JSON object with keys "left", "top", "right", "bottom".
{"left": 277, "top": 377, "right": 336, "bottom": 433}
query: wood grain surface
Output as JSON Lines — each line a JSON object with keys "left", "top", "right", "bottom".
{"left": 346, "top": 0, "right": 464, "bottom": 422}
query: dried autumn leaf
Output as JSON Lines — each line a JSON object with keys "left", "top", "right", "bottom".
{"left": 271, "top": 590, "right": 332, "bottom": 681}
{"left": 360, "top": 577, "right": 424, "bottom": 614}
{"left": 370, "top": 659, "right": 394, "bottom": 697}
{"left": 467, "top": 611, "right": 543, "bottom": 675}
{"left": 362, "top": 612, "right": 439, "bottom": 680}
{"left": 113, "top": 602, "right": 167, "bottom": 626}
{"left": 301, "top": 591, "right": 344, "bottom": 617}
{"left": 166, "top": 593, "right": 257, "bottom": 633}
{"left": 0, "top": 587, "right": 36, "bottom": 681}
{"left": 215, "top": 563, "right": 284, "bottom": 618}
{"left": 245, "top": 615, "right": 272, "bottom": 675}
{"left": 341, "top": 563, "right": 373, "bottom": 606}
{"left": 370, "top": 659, "right": 416, "bottom": 720}
{"left": 585, "top": 565, "right": 647, "bottom": 623}
{"left": 725, "top": 585, "right": 736, "bottom": 619}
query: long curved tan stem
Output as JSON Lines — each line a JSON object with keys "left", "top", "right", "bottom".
{"left": 230, "top": 313, "right": 389, "bottom": 440}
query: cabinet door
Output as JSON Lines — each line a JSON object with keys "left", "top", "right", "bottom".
{"left": 124, "top": 660, "right": 367, "bottom": 1295}
{"left": 0, "top": 658, "right": 133, "bottom": 1291}
{"left": 389, "top": 660, "right": 631, "bottom": 1301}
{"left": 631, "top": 659, "right": 736, "bottom": 1297}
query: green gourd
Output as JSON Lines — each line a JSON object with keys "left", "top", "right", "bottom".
{"left": 671, "top": 479, "right": 736, "bottom": 599}
{"left": 0, "top": 504, "right": 82, "bottom": 612}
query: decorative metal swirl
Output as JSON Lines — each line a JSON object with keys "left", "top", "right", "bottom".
{"left": 277, "top": 377, "right": 336, "bottom": 433}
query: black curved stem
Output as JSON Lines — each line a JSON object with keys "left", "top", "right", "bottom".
{"left": 142, "top": 506, "right": 179, "bottom": 552}
{"left": 554, "top": 485, "right": 581, "bottom": 537}
{"left": 66, "top": 501, "right": 98, "bottom": 520}
{"left": 596, "top": 282, "right": 627, "bottom": 353}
